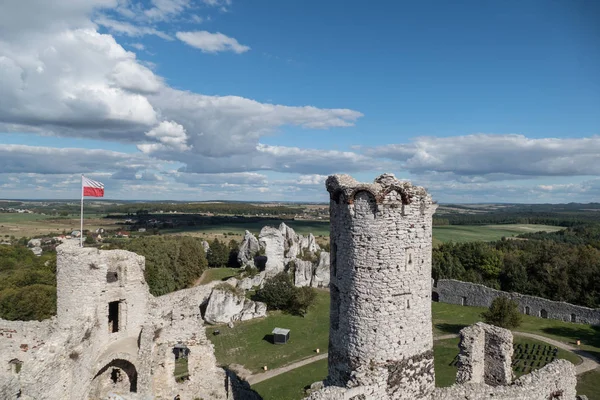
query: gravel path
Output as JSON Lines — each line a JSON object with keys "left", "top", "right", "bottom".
{"left": 246, "top": 331, "right": 600, "bottom": 385}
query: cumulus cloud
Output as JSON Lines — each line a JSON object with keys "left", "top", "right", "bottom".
{"left": 363, "top": 134, "right": 600, "bottom": 178}
{"left": 0, "top": 145, "right": 154, "bottom": 175}
{"left": 94, "top": 16, "right": 172, "bottom": 39}
{"left": 176, "top": 31, "right": 250, "bottom": 53}
{"left": 173, "top": 172, "right": 268, "bottom": 186}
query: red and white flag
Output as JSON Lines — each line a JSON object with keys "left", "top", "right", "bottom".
{"left": 82, "top": 176, "right": 104, "bottom": 197}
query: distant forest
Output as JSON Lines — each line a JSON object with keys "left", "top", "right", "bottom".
{"left": 433, "top": 225, "right": 600, "bottom": 308}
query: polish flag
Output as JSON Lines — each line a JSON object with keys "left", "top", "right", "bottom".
{"left": 82, "top": 176, "right": 104, "bottom": 197}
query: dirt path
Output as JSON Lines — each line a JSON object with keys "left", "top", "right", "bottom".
{"left": 246, "top": 331, "right": 600, "bottom": 385}
{"left": 246, "top": 354, "right": 328, "bottom": 385}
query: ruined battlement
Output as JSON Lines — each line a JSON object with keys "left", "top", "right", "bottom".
{"left": 326, "top": 173, "right": 434, "bottom": 207}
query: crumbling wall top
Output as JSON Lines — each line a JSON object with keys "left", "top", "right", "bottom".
{"left": 325, "top": 173, "right": 432, "bottom": 205}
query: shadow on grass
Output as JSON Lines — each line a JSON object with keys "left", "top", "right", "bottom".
{"left": 435, "top": 323, "right": 467, "bottom": 335}
{"left": 262, "top": 334, "right": 274, "bottom": 344}
{"left": 223, "top": 367, "right": 263, "bottom": 400}
{"left": 541, "top": 325, "right": 600, "bottom": 348}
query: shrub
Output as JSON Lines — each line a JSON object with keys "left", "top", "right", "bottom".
{"left": 481, "top": 297, "right": 522, "bottom": 329}
{"left": 290, "top": 286, "right": 317, "bottom": 316}
{"left": 255, "top": 272, "right": 296, "bottom": 311}
{"left": 255, "top": 273, "right": 317, "bottom": 316}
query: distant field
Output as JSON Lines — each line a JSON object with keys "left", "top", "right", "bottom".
{"left": 0, "top": 213, "right": 119, "bottom": 237}
{"left": 0, "top": 211, "right": 563, "bottom": 247}
{"left": 432, "top": 224, "right": 563, "bottom": 245}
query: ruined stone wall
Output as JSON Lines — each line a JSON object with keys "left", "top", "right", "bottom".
{"left": 0, "top": 241, "right": 228, "bottom": 400}
{"left": 325, "top": 173, "right": 437, "bottom": 400}
{"left": 432, "top": 359, "right": 577, "bottom": 400}
{"left": 437, "top": 279, "right": 600, "bottom": 325}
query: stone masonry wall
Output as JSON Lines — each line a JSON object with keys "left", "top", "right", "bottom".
{"left": 437, "top": 279, "right": 600, "bottom": 325}
{"left": 432, "top": 359, "right": 577, "bottom": 400}
{"left": 325, "top": 173, "right": 438, "bottom": 400}
{"left": 0, "top": 241, "right": 228, "bottom": 400}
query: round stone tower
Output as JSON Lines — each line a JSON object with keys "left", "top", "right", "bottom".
{"left": 325, "top": 173, "right": 437, "bottom": 399}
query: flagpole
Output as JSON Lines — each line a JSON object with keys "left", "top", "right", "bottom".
{"left": 80, "top": 174, "right": 84, "bottom": 247}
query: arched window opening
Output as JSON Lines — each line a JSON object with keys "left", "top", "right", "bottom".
{"left": 540, "top": 309, "right": 548, "bottom": 319}
{"left": 524, "top": 306, "right": 530, "bottom": 316}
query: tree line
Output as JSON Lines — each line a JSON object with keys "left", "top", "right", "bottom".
{"left": 0, "top": 245, "right": 57, "bottom": 321}
{"left": 433, "top": 227, "right": 600, "bottom": 308}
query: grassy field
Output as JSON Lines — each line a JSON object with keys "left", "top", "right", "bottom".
{"left": 577, "top": 369, "right": 600, "bottom": 400}
{"left": 432, "top": 302, "right": 600, "bottom": 357}
{"left": 197, "top": 268, "right": 241, "bottom": 285}
{"left": 208, "top": 290, "right": 330, "bottom": 373}
{"left": 0, "top": 213, "right": 120, "bottom": 237}
{"left": 433, "top": 336, "right": 581, "bottom": 387}
{"left": 432, "top": 224, "right": 563, "bottom": 245}
{"left": 253, "top": 336, "right": 585, "bottom": 400}
{"left": 252, "top": 359, "right": 328, "bottom": 400}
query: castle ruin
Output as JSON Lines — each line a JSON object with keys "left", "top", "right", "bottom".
{"left": 307, "top": 173, "right": 578, "bottom": 400}
{"left": 0, "top": 242, "right": 233, "bottom": 400}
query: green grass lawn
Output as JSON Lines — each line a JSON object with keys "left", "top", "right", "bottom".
{"left": 252, "top": 336, "right": 585, "bottom": 400}
{"left": 432, "top": 224, "right": 563, "bottom": 244}
{"left": 174, "top": 358, "right": 189, "bottom": 381}
{"left": 198, "top": 268, "right": 241, "bottom": 285}
{"left": 208, "top": 290, "right": 330, "bottom": 373}
{"left": 434, "top": 337, "right": 581, "bottom": 388}
{"left": 252, "top": 359, "right": 328, "bottom": 400}
{"left": 432, "top": 302, "right": 600, "bottom": 356}
{"left": 577, "top": 369, "right": 600, "bottom": 400}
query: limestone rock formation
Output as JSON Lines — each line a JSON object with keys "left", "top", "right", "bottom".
{"left": 203, "top": 285, "right": 267, "bottom": 324}
{"left": 258, "top": 226, "right": 286, "bottom": 276}
{"left": 293, "top": 260, "right": 314, "bottom": 287}
{"left": 201, "top": 240, "right": 210, "bottom": 253}
{"left": 311, "top": 252, "right": 330, "bottom": 288}
{"left": 238, "top": 271, "right": 266, "bottom": 291}
{"left": 237, "top": 230, "right": 260, "bottom": 267}
{"left": 238, "top": 222, "right": 329, "bottom": 287}
{"left": 204, "top": 286, "right": 245, "bottom": 324}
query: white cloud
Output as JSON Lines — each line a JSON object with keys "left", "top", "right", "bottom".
{"left": 142, "top": 120, "right": 191, "bottom": 151}
{"left": 173, "top": 172, "right": 268, "bottom": 186}
{"left": 363, "top": 134, "right": 600, "bottom": 178}
{"left": 0, "top": 145, "right": 155, "bottom": 175}
{"left": 129, "top": 42, "right": 145, "bottom": 50}
{"left": 176, "top": 31, "right": 250, "bottom": 53}
{"left": 94, "top": 16, "right": 172, "bottom": 39}
{"left": 144, "top": 0, "right": 192, "bottom": 21}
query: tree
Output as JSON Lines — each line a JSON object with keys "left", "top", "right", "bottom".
{"left": 255, "top": 272, "right": 296, "bottom": 311}
{"left": 207, "top": 238, "right": 229, "bottom": 268}
{"left": 481, "top": 297, "right": 522, "bottom": 329}
{"left": 290, "top": 286, "right": 317, "bottom": 316}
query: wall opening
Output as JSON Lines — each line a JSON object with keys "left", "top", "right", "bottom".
{"left": 432, "top": 292, "right": 439, "bottom": 302}
{"left": 461, "top": 296, "right": 467, "bottom": 306}
{"left": 106, "top": 270, "right": 118, "bottom": 283}
{"left": 92, "top": 359, "right": 138, "bottom": 393}
{"left": 9, "top": 359, "right": 22, "bottom": 374}
{"left": 571, "top": 314, "right": 576, "bottom": 323}
{"left": 108, "top": 301, "right": 120, "bottom": 333}
{"left": 540, "top": 309, "right": 548, "bottom": 319}
{"left": 525, "top": 306, "right": 530, "bottom": 315}
{"left": 173, "top": 344, "right": 190, "bottom": 382}
{"left": 406, "top": 299, "right": 410, "bottom": 309}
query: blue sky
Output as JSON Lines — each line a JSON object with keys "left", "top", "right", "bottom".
{"left": 0, "top": 0, "right": 599, "bottom": 202}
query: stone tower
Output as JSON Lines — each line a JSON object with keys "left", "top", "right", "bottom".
{"left": 325, "top": 173, "right": 437, "bottom": 399}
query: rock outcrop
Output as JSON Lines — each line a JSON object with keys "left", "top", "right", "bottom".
{"left": 203, "top": 285, "right": 267, "bottom": 324}
{"left": 237, "top": 230, "right": 260, "bottom": 267}
{"left": 237, "top": 222, "right": 330, "bottom": 288}
{"left": 258, "top": 226, "right": 286, "bottom": 276}
{"left": 311, "top": 252, "right": 330, "bottom": 288}
{"left": 293, "top": 260, "right": 314, "bottom": 287}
